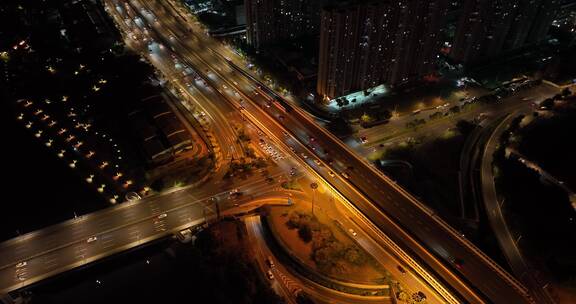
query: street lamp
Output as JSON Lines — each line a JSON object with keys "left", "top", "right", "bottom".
{"left": 310, "top": 182, "right": 318, "bottom": 216}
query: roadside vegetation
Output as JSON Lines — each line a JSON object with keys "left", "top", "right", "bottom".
{"left": 267, "top": 204, "right": 387, "bottom": 284}
{"left": 286, "top": 211, "right": 369, "bottom": 274}
{"left": 376, "top": 120, "right": 477, "bottom": 219}
{"left": 223, "top": 157, "right": 268, "bottom": 180}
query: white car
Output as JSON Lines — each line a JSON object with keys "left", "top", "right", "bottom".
{"left": 87, "top": 236, "right": 98, "bottom": 243}
{"left": 266, "top": 257, "right": 275, "bottom": 268}
{"left": 157, "top": 213, "right": 167, "bottom": 219}
{"left": 16, "top": 261, "right": 27, "bottom": 268}
{"left": 348, "top": 228, "right": 357, "bottom": 236}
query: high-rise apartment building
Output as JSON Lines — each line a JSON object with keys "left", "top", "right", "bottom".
{"left": 245, "top": 0, "right": 322, "bottom": 49}
{"left": 245, "top": 0, "right": 276, "bottom": 49}
{"left": 316, "top": 0, "right": 448, "bottom": 99}
{"left": 450, "top": 0, "right": 561, "bottom": 66}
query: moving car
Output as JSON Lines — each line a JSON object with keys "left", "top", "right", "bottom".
{"left": 16, "top": 262, "right": 27, "bottom": 268}
{"left": 451, "top": 257, "right": 464, "bottom": 269}
{"left": 87, "top": 236, "right": 98, "bottom": 243}
{"left": 348, "top": 228, "right": 357, "bottom": 236}
{"left": 266, "top": 270, "right": 274, "bottom": 280}
{"left": 266, "top": 257, "right": 275, "bottom": 268}
{"left": 157, "top": 213, "right": 167, "bottom": 219}
{"left": 229, "top": 189, "right": 242, "bottom": 199}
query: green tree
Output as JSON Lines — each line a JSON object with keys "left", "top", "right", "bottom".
{"left": 456, "top": 120, "right": 476, "bottom": 135}
{"left": 343, "top": 246, "right": 365, "bottom": 265}
{"left": 298, "top": 224, "right": 313, "bottom": 243}
{"left": 449, "top": 105, "right": 460, "bottom": 114}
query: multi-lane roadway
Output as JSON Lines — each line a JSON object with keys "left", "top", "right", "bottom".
{"left": 125, "top": 1, "right": 537, "bottom": 303}
{"left": 0, "top": 166, "right": 289, "bottom": 295}
{"left": 101, "top": 6, "right": 460, "bottom": 300}
{"left": 0, "top": 1, "right": 542, "bottom": 303}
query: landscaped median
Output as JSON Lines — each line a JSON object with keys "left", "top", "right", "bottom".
{"left": 261, "top": 202, "right": 393, "bottom": 297}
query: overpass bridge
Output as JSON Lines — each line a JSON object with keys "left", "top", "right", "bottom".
{"left": 209, "top": 25, "right": 246, "bottom": 37}
{"left": 0, "top": 170, "right": 289, "bottom": 299}
{"left": 126, "top": 0, "right": 538, "bottom": 302}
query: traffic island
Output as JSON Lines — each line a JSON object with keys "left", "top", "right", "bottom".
{"left": 262, "top": 202, "right": 392, "bottom": 297}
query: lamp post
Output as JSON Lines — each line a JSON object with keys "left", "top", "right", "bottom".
{"left": 310, "top": 182, "right": 318, "bottom": 216}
